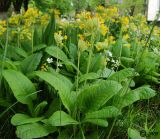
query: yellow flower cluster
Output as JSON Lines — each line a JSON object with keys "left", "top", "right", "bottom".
{"left": 77, "top": 34, "right": 91, "bottom": 52}
{"left": 0, "top": 20, "right": 6, "bottom": 36}
{"left": 95, "top": 39, "right": 110, "bottom": 52}
{"left": 54, "top": 31, "right": 67, "bottom": 47}
{"left": 76, "top": 12, "right": 109, "bottom": 37}
{"left": 0, "top": 7, "right": 53, "bottom": 39}
{"left": 123, "top": 34, "right": 130, "bottom": 41}
{"left": 121, "top": 16, "right": 129, "bottom": 26}
{"left": 0, "top": 5, "right": 160, "bottom": 52}
{"left": 24, "top": 8, "right": 39, "bottom": 26}
{"left": 108, "top": 36, "right": 116, "bottom": 45}
{"left": 100, "top": 24, "right": 109, "bottom": 36}
{"left": 40, "top": 63, "right": 48, "bottom": 71}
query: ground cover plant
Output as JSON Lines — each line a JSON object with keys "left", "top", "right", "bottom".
{"left": 0, "top": 1, "right": 160, "bottom": 139}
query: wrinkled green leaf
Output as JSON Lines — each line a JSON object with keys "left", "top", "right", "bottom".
{"left": 79, "top": 72, "right": 100, "bottom": 83}
{"left": 3, "top": 70, "right": 36, "bottom": 105}
{"left": 84, "top": 119, "right": 108, "bottom": 127}
{"left": 113, "top": 86, "right": 156, "bottom": 109}
{"left": 85, "top": 106, "right": 121, "bottom": 119}
{"left": 109, "top": 68, "right": 136, "bottom": 82}
{"left": 11, "top": 113, "right": 44, "bottom": 126}
{"left": 128, "top": 128, "right": 146, "bottom": 139}
{"left": 48, "top": 111, "right": 79, "bottom": 126}
{"left": 20, "top": 53, "right": 42, "bottom": 74}
{"left": 34, "top": 101, "right": 48, "bottom": 117}
{"left": 35, "top": 71, "right": 74, "bottom": 112}
{"left": 45, "top": 46, "right": 69, "bottom": 62}
{"left": 78, "top": 80, "right": 122, "bottom": 112}
{"left": 16, "top": 123, "right": 55, "bottom": 139}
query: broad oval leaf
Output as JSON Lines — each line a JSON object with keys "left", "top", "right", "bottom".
{"left": 34, "top": 101, "right": 48, "bottom": 117}
{"left": 113, "top": 86, "right": 156, "bottom": 109}
{"left": 3, "top": 70, "right": 36, "bottom": 105}
{"left": 11, "top": 113, "right": 44, "bottom": 126}
{"left": 78, "top": 80, "right": 122, "bottom": 112}
{"left": 84, "top": 119, "right": 108, "bottom": 127}
{"left": 20, "top": 53, "right": 42, "bottom": 74}
{"left": 35, "top": 71, "right": 73, "bottom": 112}
{"left": 33, "top": 44, "right": 47, "bottom": 52}
{"left": 15, "top": 47, "right": 28, "bottom": 58}
{"left": 79, "top": 72, "right": 100, "bottom": 83}
{"left": 48, "top": 111, "right": 79, "bottom": 126}
{"left": 109, "top": 68, "right": 136, "bottom": 82}
{"left": 85, "top": 106, "right": 121, "bottom": 119}
{"left": 16, "top": 123, "right": 55, "bottom": 139}
{"left": 128, "top": 128, "right": 146, "bottom": 139}
{"left": 45, "top": 46, "right": 69, "bottom": 62}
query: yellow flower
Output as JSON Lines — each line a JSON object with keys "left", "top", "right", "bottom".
{"left": 0, "top": 26, "right": 6, "bottom": 36}
{"left": 109, "top": 36, "right": 116, "bottom": 44}
{"left": 76, "top": 11, "right": 91, "bottom": 20}
{"left": 130, "top": 23, "right": 137, "bottom": 32}
{"left": 123, "top": 43, "right": 131, "bottom": 48}
{"left": 86, "top": 41, "right": 91, "bottom": 47}
{"left": 106, "top": 7, "right": 119, "bottom": 19}
{"left": 121, "top": 17, "right": 129, "bottom": 26}
{"left": 53, "top": 9, "right": 61, "bottom": 18}
{"left": 79, "top": 23, "right": 85, "bottom": 29}
{"left": 96, "top": 5, "right": 105, "bottom": 12}
{"left": 20, "top": 28, "right": 32, "bottom": 40}
{"left": 83, "top": 17, "right": 99, "bottom": 35}
{"left": 9, "top": 14, "right": 21, "bottom": 25}
{"left": 100, "top": 24, "right": 108, "bottom": 36}
{"left": 54, "top": 32, "right": 64, "bottom": 46}
{"left": 54, "top": 31, "right": 67, "bottom": 46}
{"left": 95, "top": 39, "right": 108, "bottom": 51}
{"left": 11, "top": 30, "right": 17, "bottom": 36}
{"left": 123, "top": 34, "right": 130, "bottom": 41}
{"left": 24, "top": 8, "right": 39, "bottom": 18}
{"left": 40, "top": 14, "right": 50, "bottom": 26}
{"left": 0, "top": 20, "right": 7, "bottom": 36}
{"left": 24, "top": 8, "right": 39, "bottom": 25}
{"left": 40, "top": 63, "right": 48, "bottom": 71}
{"left": 0, "top": 20, "right": 6, "bottom": 26}
{"left": 78, "top": 39, "right": 88, "bottom": 52}
{"left": 97, "top": 5, "right": 105, "bottom": 10}
{"left": 78, "top": 34, "right": 84, "bottom": 40}
{"left": 64, "top": 35, "right": 68, "bottom": 40}
{"left": 96, "top": 42, "right": 103, "bottom": 51}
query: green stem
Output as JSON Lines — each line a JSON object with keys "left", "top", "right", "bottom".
{"left": 80, "top": 124, "right": 85, "bottom": 139}
{"left": 56, "top": 46, "right": 59, "bottom": 72}
{"left": 106, "top": 118, "right": 116, "bottom": 139}
{"left": 17, "top": 27, "right": 21, "bottom": 48}
{"left": 0, "top": 18, "right": 9, "bottom": 90}
{"left": 84, "top": 34, "right": 94, "bottom": 84}
{"left": 76, "top": 50, "right": 81, "bottom": 90}
{"left": 31, "top": 26, "right": 34, "bottom": 54}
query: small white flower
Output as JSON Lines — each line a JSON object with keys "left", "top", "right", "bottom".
{"left": 47, "top": 58, "right": 53, "bottom": 64}
{"left": 70, "top": 2, "right": 74, "bottom": 6}
{"left": 153, "top": 48, "right": 159, "bottom": 55}
{"left": 106, "top": 50, "right": 112, "bottom": 57}
{"left": 57, "top": 62, "right": 63, "bottom": 67}
{"left": 106, "top": 58, "right": 110, "bottom": 61}
{"left": 61, "top": 18, "right": 67, "bottom": 22}
{"left": 76, "top": 18, "right": 80, "bottom": 21}
{"left": 115, "top": 60, "right": 120, "bottom": 66}
{"left": 111, "top": 59, "right": 115, "bottom": 63}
